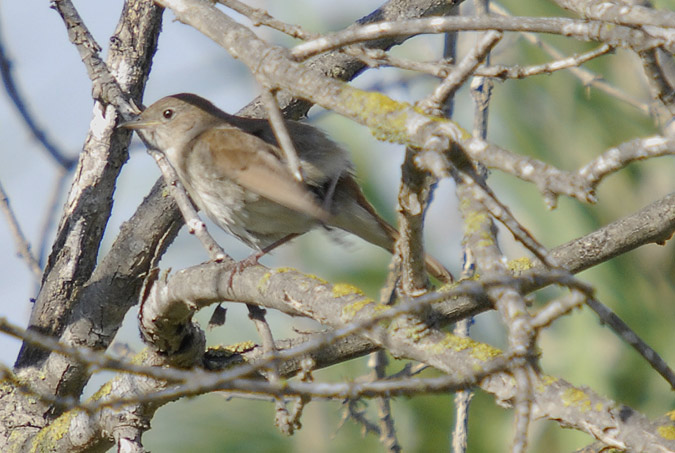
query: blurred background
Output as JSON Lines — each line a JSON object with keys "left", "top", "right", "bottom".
{"left": 1, "top": 0, "right": 673, "bottom": 451}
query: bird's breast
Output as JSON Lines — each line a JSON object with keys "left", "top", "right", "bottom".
{"left": 184, "top": 164, "right": 317, "bottom": 250}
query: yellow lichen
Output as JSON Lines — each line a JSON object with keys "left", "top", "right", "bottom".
{"left": 464, "top": 211, "right": 490, "bottom": 231}
{"left": 304, "top": 273, "right": 328, "bottom": 285}
{"left": 432, "top": 333, "right": 502, "bottom": 362}
{"left": 259, "top": 267, "right": 318, "bottom": 292}
{"left": 224, "top": 341, "right": 256, "bottom": 354}
{"left": 89, "top": 380, "right": 114, "bottom": 401}
{"left": 469, "top": 342, "right": 502, "bottom": 361}
{"left": 339, "top": 83, "right": 473, "bottom": 147}
{"left": 342, "top": 298, "right": 377, "bottom": 319}
{"left": 562, "top": 388, "right": 591, "bottom": 411}
{"left": 657, "top": 425, "right": 675, "bottom": 440}
{"left": 536, "top": 375, "right": 559, "bottom": 392}
{"left": 30, "top": 409, "right": 81, "bottom": 451}
{"left": 475, "top": 238, "right": 495, "bottom": 248}
{"left": 508, "top": 258, "right": 534, "bottom": 274}
{"left": 256, "top": 272, "right": 273, "bottom": 292}
{"left": 0, "top": 383, "right": 10, "bottom": 395}
{"left": 339, "top": 89, "right": 412, "bottom": 143}
{"left": 130, "top": 348, "right": 153, "bottom": 365}
{"left": 541, "top": 375, "right": 558, "bottom": 386}
{"left": 206, "top": 344, "right": 255, "bottom": 363}
{"left": 332, "top": 283, "right": 365, "bottom": 298}
{"left": 272, "top": 267, "right": 295, "bottom": 274}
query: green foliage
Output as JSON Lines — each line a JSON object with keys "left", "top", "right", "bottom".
{"left": 147, "top": 1, "right": 673, "bottom": 451}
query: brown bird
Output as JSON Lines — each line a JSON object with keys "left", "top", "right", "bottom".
{"left": 121, "top": 93, "right": 452, "bottom": 282}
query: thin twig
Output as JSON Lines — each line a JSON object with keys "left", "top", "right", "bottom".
{"left": 451, "top": 318, "right": 472, "bottom": 453}
{"left": 578, "top": 136, "right": 675, "bottom": 189}
{"left": 259, "top": 88, "right": 304, "bottom": 181}
{"left": 148, "top": 150, "right": 230, "bottom": 263}
{"left": 340, "top": 399, "right": 380, "bottom": 436}
{"left": 554, "top": 0, "right": 675, "bottom": 30}
{"left": 443, "top": 10, "right": 472, "bottom": 451}
{"left": 585, "top": 298, "right": 675, "bottom": 389}
{"left": 479, "top": 44, "right": 614, "bottom": 80}
{"left": 217, "top": 0, "right": 316, "bottom": 40}
{"left": 0, "top": 182, "right": 42, "bottom": 280}
{"left": 531, "top": 290, "right": 587, "bottom": 329}
{"left": 344, "top": 43, "right": 613, "bottom": 82}
{"left": 291, "top": 15, "right": 671, "bottom": 60}
{"left": 343, "top": 46, "right": 454, "bottom": 78}
{"left": 490, "top": 3, "right": 649, "bottom": 114}
{"left": 0, "top": 29, "right": 75, "bottom": 169}
{"left": 369, "top": 351, "right": 401, "bottom": 452}
{"left": 639, "top": 48, "right": 675, "bottom": 119}
{"left": 419, "top": 30, "right": 502, "bottom": 113}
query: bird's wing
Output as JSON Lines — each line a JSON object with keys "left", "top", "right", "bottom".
{"left": 195, "top": 126, "right": 330, "bottom": 222}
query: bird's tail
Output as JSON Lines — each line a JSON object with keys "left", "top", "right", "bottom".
{"left": 329, "top": 176, "right": 453, "bottom": 284}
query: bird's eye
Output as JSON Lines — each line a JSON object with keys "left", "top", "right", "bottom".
{"left": 162, "top": 109, "right": 174, "bottom": 119}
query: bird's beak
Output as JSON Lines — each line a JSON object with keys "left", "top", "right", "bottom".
{"left": 118, "top": 116, "right": 142, "bottom": 130}
{"left": 118, "top": 116, "right": 158, "bottom": 130}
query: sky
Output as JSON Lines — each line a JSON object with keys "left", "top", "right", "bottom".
{"left": 0, "top": 1, "right": 463, "bottom": 368}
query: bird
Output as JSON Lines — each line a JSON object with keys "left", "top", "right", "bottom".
{"left": 121, "top": 93, "right": 452, "bottom": 282}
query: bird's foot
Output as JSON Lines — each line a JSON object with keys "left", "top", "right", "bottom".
{"left": 227, "top": 251, "right": 265, "bottom": 288}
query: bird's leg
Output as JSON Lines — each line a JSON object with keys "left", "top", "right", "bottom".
{"left": 244, "top": 233, "right": 301, "bottom": 266}
{"left": 228, "top": 233, "right": 301, "bottom": 287}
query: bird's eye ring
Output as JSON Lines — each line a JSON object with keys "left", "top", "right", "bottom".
{"left": 162, "top": 109, "right": 174, "bottom": 119}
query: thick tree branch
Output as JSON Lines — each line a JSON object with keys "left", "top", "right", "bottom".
{"left": 2, "top": 0, "right": 163, "bottom": 449}
{"left": 16, "top": 0, "right": 162, "bottom": 370}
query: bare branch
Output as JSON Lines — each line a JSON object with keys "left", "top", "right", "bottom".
{"left": 476, "top": 44, "right": 614, "bottom": 80}
{"left": 579, "top": 136, "right": 675, "bottom": 189}
{"left": 0, "top": 181, "right": 41, "bottom": 280}
{"left": 639, "top": 48, "right": 675, "bottom": 119}
{"left": 490, "top": 3, "right": 650, "bottom": 114}
{"left": 418, "top": 30, "right": 502, "bottom": 113}
{"left": 585, "top": 298, "right": 675, "bottom": 389}
{"left": 5, "top": 3, "right": 164, "bottom": 449}
{"left": 292, "top": 15, "right": 673, "bottom": 59}
{"left": 259, "top": 88, "right": 304, "bottom": 181}
{"left": 542, "top": 193, "right": 675, "bottom": 275}
{"left": 554, "top": 0, "right": 675, "bottom": 29}
{"left": 16, "top": 0, "right": 160, "bottom": 368}
{"left": 147, "top": 150, "right": 230, "bottom": 263}
{"left": 0, "top": 30, "right": 75, "bottom": 169}
{"left": 217, "top": 0, "right": 316, "bottom": 40}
